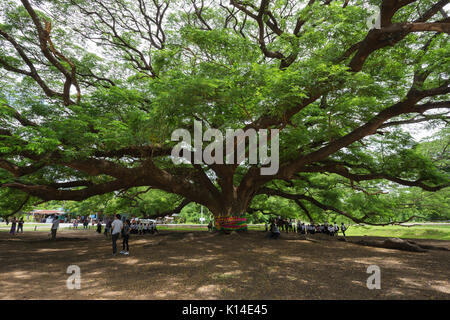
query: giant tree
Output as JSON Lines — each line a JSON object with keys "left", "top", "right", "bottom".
{"left": 0, "top": 0, "right": 449, "bottom": 225}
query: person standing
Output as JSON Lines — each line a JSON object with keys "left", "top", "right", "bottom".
{"left": 208, "top": 220, "right": 213, "bottom": 232}
{"left": 143, "top": 223, "right": 148, "bottom": 235}
{"left": 111, "top": 214, "right": 123, "bottom": 256}
{"left": 51, "top": 216, "right": 60, "bottom": 239}
{"left": 9, "top": 217, "right": 17, "bottom": 235}
{"left": 96, "top": 220, "right": 102, "bottom": 234}
{"left": 120, "top": 219, "right": 130, "bottom": 255}
{"left": 17, "top": 218, "right": 24, "bottom": 233}
{"left": 105, "top": 218, "right": 112, "bottom": 237}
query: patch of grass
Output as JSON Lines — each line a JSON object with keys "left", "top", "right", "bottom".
{"left": 0, "top": 226, "right": 95, "bottom": 232}
{"left": 156, "top": 226, "right": 208, "bottom": 231}
{"left": 346, "top": 225, "right": 450, "bottom": 240}
{"left": 211, "top": 272, "right": 241, "bottom": 281}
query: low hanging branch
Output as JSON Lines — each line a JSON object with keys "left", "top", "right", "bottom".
{"left": 257, "top": 187, "right": 425, "bottom": 226}
{"left": 7, "top": 194, "right": 31, "bottom": 217}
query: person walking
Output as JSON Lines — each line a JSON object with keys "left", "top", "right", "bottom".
{"left": 51, "top": 216, "right": 60, "bottom": 239}
{"left": 341, "top": 223, "right": 347, "bottom": 237}
{"left": 111, "top": 214, "right": 123, "bottom": 256}
{"left": 120, "top": 219, "right": 130, "bottom": 255}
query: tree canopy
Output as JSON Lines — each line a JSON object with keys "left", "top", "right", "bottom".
{"left": 0, "top": 0, "right": 449, "bottom": 224}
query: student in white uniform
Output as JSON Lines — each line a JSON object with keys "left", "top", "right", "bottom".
{"left": 328, "top": 225, "right": 334, "bottom": 236}
{"left": 143, "top": 223, "right": 148, "bottom": 234}
{"left": 51, "top": 216, "right": 60, "bottom": 239}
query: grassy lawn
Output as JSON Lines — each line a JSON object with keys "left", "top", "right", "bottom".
{"left": 0, "top": 222, "right": 95, "bottom": 232}
{"left": 1, "top": 222, "right": 449, "bottom": 240}
{"left": 345, "top": 224, "right": 450, "bottom": 240}
{"left": 157, "top": 224, "right": 450, "bottom": 240}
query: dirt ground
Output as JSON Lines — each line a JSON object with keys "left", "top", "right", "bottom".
{"left": 0, "top": 229, "right": 449, "bottom": 300}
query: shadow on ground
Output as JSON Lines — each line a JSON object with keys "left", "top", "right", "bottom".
{"left": 0, "top": 230, "right": 449, "bottom": 299}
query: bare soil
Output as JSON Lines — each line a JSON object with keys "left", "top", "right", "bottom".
{"left": 0, "top": 230, "right": 449, "bottom": 300}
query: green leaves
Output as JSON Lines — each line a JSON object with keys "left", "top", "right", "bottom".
{"left": 0, "top": 0, "right": 448, "bottom": 221}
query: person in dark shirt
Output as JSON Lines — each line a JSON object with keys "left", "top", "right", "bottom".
{"left": 9, "top": 217, "right": 17, "bottom": 235}
{"left": 17, "top": 218, "right": 24, "bottom": 233}
{"left": 341, "top": 223, "right": 347, "bottom": 237}
{"left": 120, "top": 219, "right": 130, "bottom": 255}
{"left": 270, "top": 222, "right": 280, "bottom": 239}
{"left": 96, "top": 220, "right": 102, "bottom": 233}
{"left": 208, "top": 220, "right": 213, "bottom": 232}
{"left": 104, "top": 218, "right": 112, "bottom": 237}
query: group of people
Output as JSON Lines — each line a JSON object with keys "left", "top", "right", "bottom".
{"left": 297, "top": 222, "right": 347, "bottom": 236}
{"left": 99, "top": 218, "right": 159, "bottom": 237}
{"left": 7, "top": 217, "right": 24, "bottom": 235}
{"left": 108, "top": 214, "right": 130, "bottom": 256}
{"left": 267, "top": 219, "right": 347, "bottom": 239}
{"left": 129, "top": 221, "right": 158, "bottom": 235}
{"left": 94, "top": 216, "right": 160, "bottom": 256}
{"left": 7, "top": 215, "right": 61, "bottom": 239}
{"left": 71, "top": 217, "right": 92, "bottom": 230}
{"left": 95, "top": 214, "right": 132, "bottom": 255}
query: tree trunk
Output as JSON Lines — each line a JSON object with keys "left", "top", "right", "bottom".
{"left": 207, "top": 190, "right": 252, "bottom": 232}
